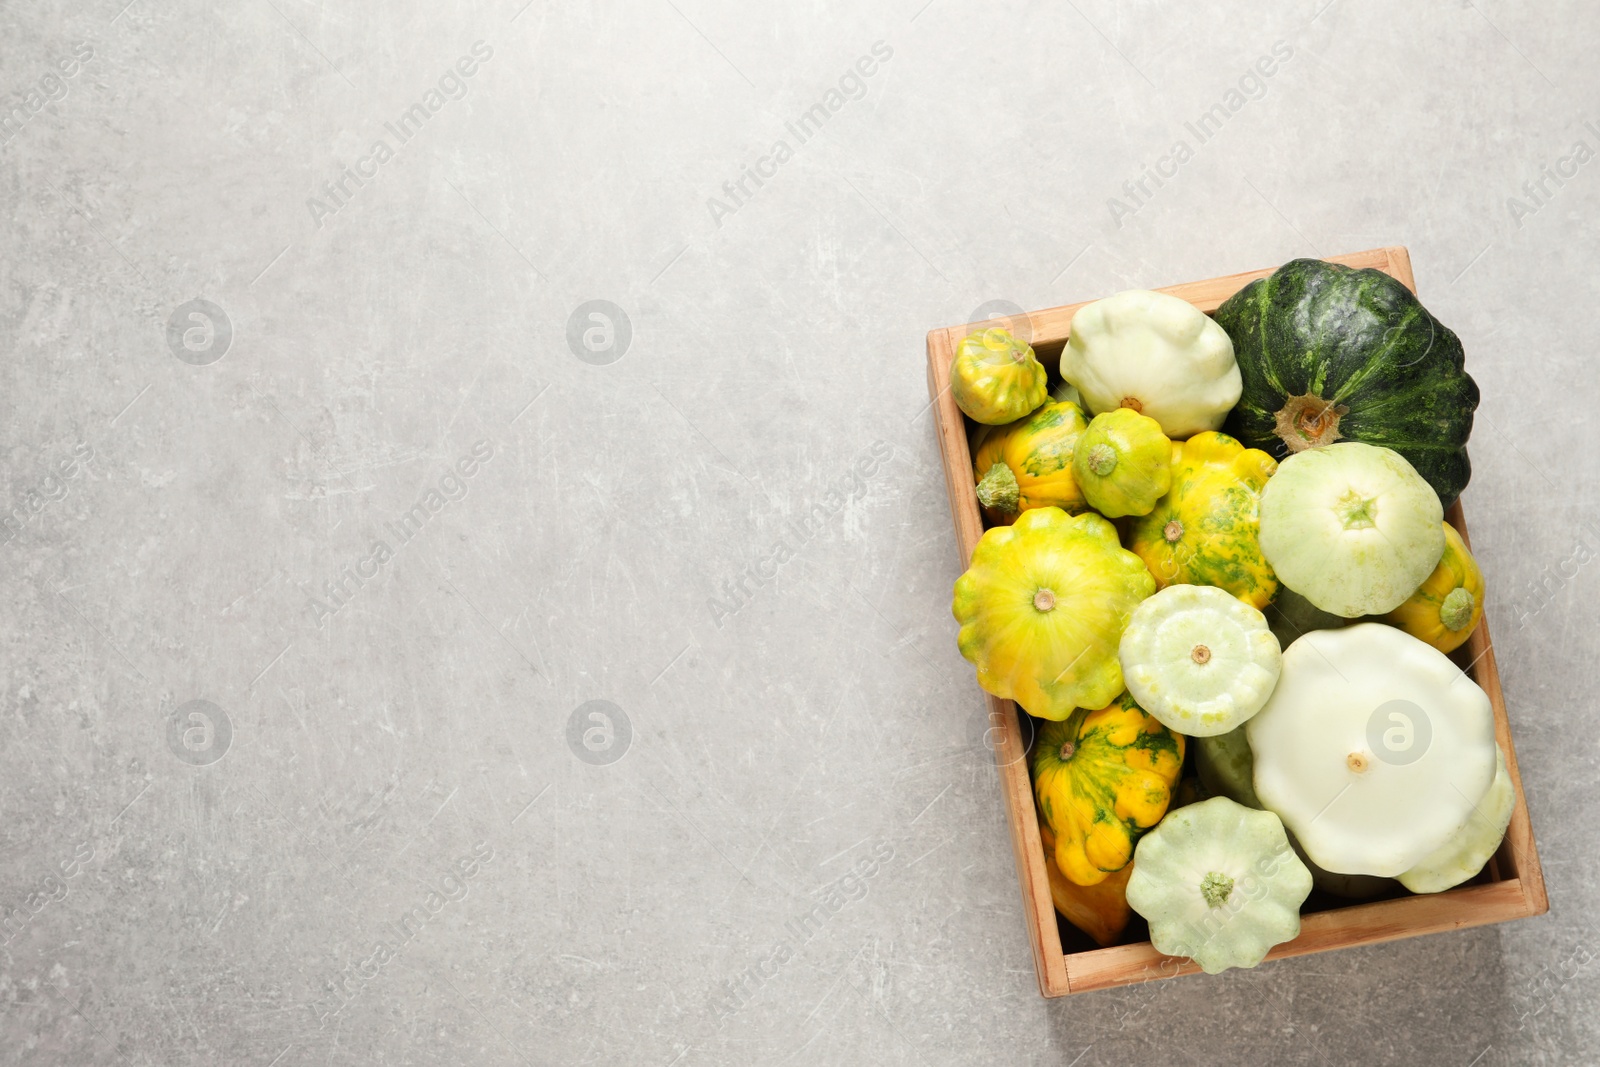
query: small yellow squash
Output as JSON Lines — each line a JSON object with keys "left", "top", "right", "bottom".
{"left": 950, "top": 327, "right": 1048, "bottom": 425}
{"left": 1383, "top": 522, "right": 1484, "bottom": 654}
{"left": 971, "top": 398, "right": 1090, "bottom": 524}
{"left": 953, "top": 508, "right": 1155, "bottom": 719}
{"left": 1126, "top": 431, "right": 1280, "bottom": 609}
{"left": 1032, "top": 692, "right": 1185, "bottom": 886}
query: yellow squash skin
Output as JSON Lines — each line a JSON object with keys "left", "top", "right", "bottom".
{"left": 953, "top": 508, "right": 1155, "bottom": 719}
{"left": 971, "top": 399, "right": 1090, "bottom": 524}
{"left": 1126, "top": 431, "right": 1280, "bottom": 609}
{"left": 949, "top": 327, "right": 1048, "bottom": 425}
{"left": 1039, "top": 813, "right": 1133, "bottom": 946}
{"left": 1384, "top": 522, "right": 1484, "bottom": 653}
{"left": 1032, "top": 693, "right": 1185, "bottom": 886}
{"left": 1072, "top": 407, "right": 1173, "bottom": 519}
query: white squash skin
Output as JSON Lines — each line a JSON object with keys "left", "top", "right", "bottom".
{"left": 1061, "top": 290, "right": 1242, "bottom": 439}
{"left": 1399, "top": 747, "right": 1515, "bottom": 894}
{"left": 1259, "top": 442, "right": 1446, "bottom": 617}
{"left": 1120, "top": 584, "right": 1282, "bottom": 737}
{"left": 1126, "top": 797, "right": 1312, "bottom": 974}
{"left": 1247, "top": 623, "right": 1497, "bottom": 877}
{"left": 1197, "top": 725, "right": 1398, "bottom": 899}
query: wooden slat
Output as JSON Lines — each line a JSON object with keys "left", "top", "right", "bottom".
{"left": 924, "top": 245, "right": 1547, "bottom": 999}
{"left": 1063, "top": 879, "right": 1534, "bottom": 992}
{"left": 926, "top": 309, "right": 1071, "bottom": 996}
{"left": 1447, "top": 504, "right": 1549, "bottom": 914}
{"left": 936, "top": 246, "right": 1401, "bottom": 358}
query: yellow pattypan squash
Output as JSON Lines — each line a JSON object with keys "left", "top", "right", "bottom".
{"left": 1072, "top": 407, "right": 1173, "bottom": 519}
{"left": 971, "top": 398, "right": 1090, "bottom": 524}
{"left": 950, "top": 327, "right": 1048, "bottom": 425}
{"left": 953, "top": 508, "right": 1155, "bottom": 718}
{"left": 1039, "top": 811, "right": 1133, "bottom": 946}
{"left": 1384, "top": 522, "right": 1485, "bottom": 653}
{"left": 1125, "top": 431, "right": 1280, "bottom": 609}
{"left": 1032, "top": 692, "right": 1185, "bottom": 886}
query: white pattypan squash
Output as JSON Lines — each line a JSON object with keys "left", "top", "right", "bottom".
{"left": 1126, "top": 797, "right": 1312, "bottom": 974}
{"left": 1060, "top": 289, "right": 1241, "bottom": 438}
{"left": 1398, "top": 746, "right": 1515, "bottom": 894}
{"left": 1259, "top": 442, "right": 1445, "bottom": 617}
{"left": 1119, "top": 585, "right": 1281, "bottom": 737}
{"left": 1246, "top": 623, "right": 1497, "bottom": 877}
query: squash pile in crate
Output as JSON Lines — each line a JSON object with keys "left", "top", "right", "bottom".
{"left": 948, "top": 258, "right": 1503, "bottom": 975}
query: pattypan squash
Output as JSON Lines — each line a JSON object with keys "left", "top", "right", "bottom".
{"left": 1032, "top": 692, "right": 1185, "bottom": 885}
{"left": 1125, "top": 797, "right": 1312, "bottom": 974}
{"left": 1119, "top": 584, "right": 1282, "bottom": 737}
{"left": 1247, "top": 623, "right": 1497, "bottom": 877}
{"left": 1126, "top": 432, "right": 1280, "bottom": 609}
{"left": 971, "top": 398, "right": 1089, "bottom": 523}
{"left": 950, "top": 327, "right": 1048, "bottom": 425}
{"left": 1259, "top": 442, "right": 1445, "bottom": 618}
{"left": 1384, "top": 522, "right": 1485, "bottom": 654}
{"left": 1060, "top": 289, "right": 1241, "bottom": 438}
{"left": 1398, "top": 746, "right": 1514, "bottom": 894}
{"left": 953, "top": 508, "right": 1155, "bottom": 719}
{"left": 1072, "top": 408, "right": 1172, "bottom": 519}
{"left": 1039, "top": 811, "right": 1133, "bottom": 945}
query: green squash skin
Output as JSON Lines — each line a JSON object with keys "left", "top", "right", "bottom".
{"left": 1214, "top": 259, "right": 1479, "bottom": 508}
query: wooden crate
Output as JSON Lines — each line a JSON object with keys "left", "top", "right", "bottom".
{"left": 925, "top": 246, "right": 1548, "bottom": 997}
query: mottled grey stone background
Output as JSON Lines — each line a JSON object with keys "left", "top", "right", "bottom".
{"left": 1, "top": 0, "right": 1595, "bottom": 1063}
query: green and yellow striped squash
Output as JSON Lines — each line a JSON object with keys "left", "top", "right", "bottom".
{"left": 970, "top": 398, "right": 1090, "bottom": 524}
{"left": 1126, "top": 431, "right": 1279, "bottom": 610}
{"left": 1032, "top": 692, "right": 1185, "bottom": 886}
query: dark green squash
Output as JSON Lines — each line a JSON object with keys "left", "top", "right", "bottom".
{"left": 1213, "top": 259, "right": 1479, "bottom": 507}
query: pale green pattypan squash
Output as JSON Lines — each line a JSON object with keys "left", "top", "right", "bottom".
{"left": 1259, "top": 442, "right": 1445, "bottom": 617}
{"left": 1126, "top": 797, "right": 1312, "bottom": 974}
{"left": 1119, "top": 584, "right": 1281, "bottom": 737}
{"left": 1398, "top": 746, "right": 1515, "bottom": 894}
{"left": 1060, "top": 289, "right": 1241, "bottom": 438}
{"left": 1247, "top": 623, "right": 1497, "bottom": 877}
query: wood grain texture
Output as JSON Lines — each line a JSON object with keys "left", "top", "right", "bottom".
{"left": 924, "top": 246, "right": 1547, "bottom": 999}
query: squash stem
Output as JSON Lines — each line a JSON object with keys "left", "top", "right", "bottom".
{"left": 1273, "top": 394, "right": 1348, "bottom": 452}
{"left": 1056, "top": 706, "right": 1093, "bottom": 762}
{"left": 1085, "top": 443, "right": 1118, "bottom": 477}
{"left": 975, "top": 462, "right": 1020, "bottom": 513}
{"left": 1440, "top": 587, "right": 1475, "bottom": 631}
{"left": 1200, "top": 872, "right": 1234, "bottom": 908}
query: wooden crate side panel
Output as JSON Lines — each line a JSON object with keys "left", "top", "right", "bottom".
{"left": 937, "top": 247, "right": 1405, "bottom": 356}
{"left": 1064, "top": 879, "right": 1534, "bottom": 993}
{"left": 991, "top": 693, "right": 1070, "bottom": 997}
{"left": 925, "top": 328, "right": 1069, "bottom": 996}
{"left": 1447, "top": 503, "right": 1549, "bottom": 915}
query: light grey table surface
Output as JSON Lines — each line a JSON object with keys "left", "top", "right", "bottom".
{"left": 2, "top": 0, "right": 1595, "bottom": 1064}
